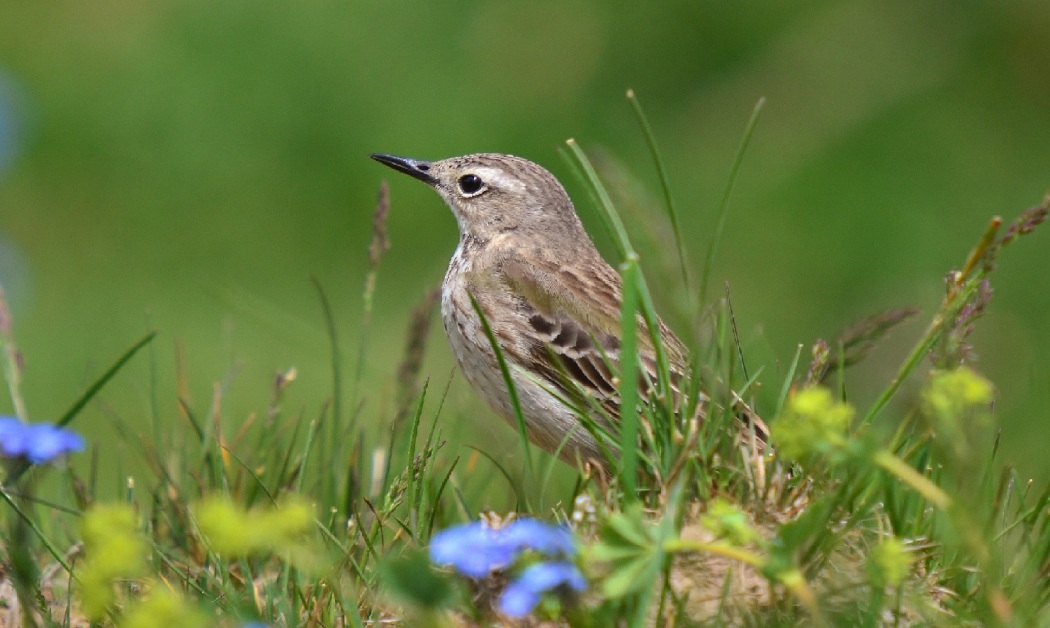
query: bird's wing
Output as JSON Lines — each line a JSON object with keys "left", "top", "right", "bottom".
{"left": 500, "top": 259, "right": 688, "bottom": 424}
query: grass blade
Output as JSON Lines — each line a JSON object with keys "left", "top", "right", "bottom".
{"left": 618, "top": 257, "right": 642, "bottom": 496}
{"left": 626, "top": 89, "right": 691, "bottom": 296}
{"left": 467, "top": 292, "right": 535, "bottom": 481}
{"left": 57, "top": 331, "right": 157, "bottom": 429}
{"left": 698, "top": 97, "right": 765, "bottom": 311}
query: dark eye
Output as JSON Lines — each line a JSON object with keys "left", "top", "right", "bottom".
{"left": 457, "top": 174, "right": 484, "bottom": 195}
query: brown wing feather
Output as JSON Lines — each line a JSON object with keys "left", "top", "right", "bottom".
{"left": 502, "top": 258, "right": 688, "bottom": 422}
{"left": 525, "top": 310, "right": 623, "bottom": 421}
{"left": 500, "top": 257, "right": 769, "bottom": 442}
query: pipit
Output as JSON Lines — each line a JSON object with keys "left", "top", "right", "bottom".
{"left": 371, "top": 152, "right": 764, "bottom": 468}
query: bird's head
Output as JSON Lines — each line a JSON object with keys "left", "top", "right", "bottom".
{"left": 371, "top": 152, "right": 587, "bottom": 244}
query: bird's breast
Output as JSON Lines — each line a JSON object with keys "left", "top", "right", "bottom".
{"left": 441, "top": 246, "right": 528, "bottom": 414}
{"left": 442, "top": 248, "right": 499, "bottom": 392}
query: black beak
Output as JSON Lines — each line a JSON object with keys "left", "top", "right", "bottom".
{"left": 370, "top": 153, "right": 438, "bottom": 185}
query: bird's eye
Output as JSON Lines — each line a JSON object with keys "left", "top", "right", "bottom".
{"left": 457, "top": 174, "right": 485, "bottom": 196}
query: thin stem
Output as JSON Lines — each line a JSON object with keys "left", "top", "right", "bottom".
{"left": 861, "top": 216, "right": 1001, "bottom": 427}
{"left": 0, "top": 484, "right": 75, "bottom": 576}
{"left": 0, "top": 287, "right": 27, "bottom": 422}
{"left": 873, "top": 450, "right": 952, "bottom": 511}
{"left": 663, "top": 538, "right": 764, "bottom": 568}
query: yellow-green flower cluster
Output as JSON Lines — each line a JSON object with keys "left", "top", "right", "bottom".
{"left": 119, "top": 588, "right": 210, "bottom": 628}
{"left": 195, "top": 495, "right": 316, "bottom": 563}
{"left": 78, "top": 504, "right": 150, "bottom": 619}
{"left": 922, "top": 366, "right": 995, "bottom": 468}
{"left": 772, "top": 387, "right": 854, "bottom": 463}
{"left": 866, "top": 537, "right": 913, "bottom": 588}
{"left": 700, "top": 498, "right": 760, "bottom": 547}
{"left": 922, "top": 367, "right": 994, "bottom": 427}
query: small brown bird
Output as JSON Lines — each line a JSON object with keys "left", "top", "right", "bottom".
{"left": 371, "top": 152, "right": 762, "bottom": 468}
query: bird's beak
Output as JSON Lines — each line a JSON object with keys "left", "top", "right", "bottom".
{"left": 370, "top": 153, "right": 438, "bottom": 185}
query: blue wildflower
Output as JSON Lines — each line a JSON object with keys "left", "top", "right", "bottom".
{"left": 429, "top": 518, "right": 577, "bottom": 578}
{"left": 501, "top": 518, "right": 576, "bottom": 556}
{"left": 499, "top": 561, "right": 586, "bottom": 618}
{"left": 0, "top": 416, "right": 85, "bottom": 463}
{"left": 429, "top": 521, "right": 518, "bottom": 578}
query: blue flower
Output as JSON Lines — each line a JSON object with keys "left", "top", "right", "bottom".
{"left": 499, "top": 561, "right": 586, "bottom": 618}
{"left": 500, "top": 518, "right": 576, "bottom": 556}
{"left": 429, "top": 518, "right": 577, "bottom": 578}
{"left": 0, "top": 416, "right": 85, "bottom": 463}
{"left": 429, "top": 521, "right": 518, "bottom": 578}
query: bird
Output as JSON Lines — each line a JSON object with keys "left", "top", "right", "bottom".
{"left": 370, "top": 152, "right": 764, "bottom": 469}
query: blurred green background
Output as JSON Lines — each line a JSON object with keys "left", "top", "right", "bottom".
{"left": 1, "top": 2, "right": 1047, "bottom": 487}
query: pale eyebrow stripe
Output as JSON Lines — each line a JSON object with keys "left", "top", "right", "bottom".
{"left": 473, "top": 167, "right": 527, "bottom": 193}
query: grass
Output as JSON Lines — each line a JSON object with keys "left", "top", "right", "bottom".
{"left": 1, "top": 97, "right": 1049, "bottom": 626}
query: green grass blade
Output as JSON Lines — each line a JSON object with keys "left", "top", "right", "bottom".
{"left": 467, "top": 291, "right": 534, "bottom": 481}
{"left": 698, "top": 97, "right": 765, "bottom": 311}
{"left": 863, "top": 275, "right": 982, "bottom": 428}
{"left": 0, "top": 486, "right": 74, "bottom": 577}
{"left": 405, "top": 378, "right": 429, "bottom": 537}
{"left": 3, "top": 331, "right": 157, "bottom": 484}
{"left": 295, "top": 413, "right": 325, "bottom": 494}
{"left": 466, "top": 445, "right": 525, "bottom": 512}
{"left": 618, "top": 256, "right": 642, "bottom": 497}
{"left": 564, "top": 139, "right": 674, "bottom": 379}
{"left": 57, "top": 330, "right": 157, "bottom": 428}
{"left": 775, "top": 343, "right": 805, "bottom": 417}
{"left": 312, "top": 277, "right": 342, "bottom": 476}
{"left": 626, "top": 89, "right": 691, "bottom": 295}
{"left": 425, "top": 455, "right": 460, "bottom": 539}
{"left": 566, "top": 138, "right": 635, "bottom": 259}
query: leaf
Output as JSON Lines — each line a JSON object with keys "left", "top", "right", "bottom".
{"left": 379, "top": 549, "right": 457, "bottom": 610}
{"left": 600, "top": 552, "right": 655, "bottom": 598}
{"left": 590, "top": 505, "right": 666, "bottom": 599}
{"left": 603, "top": 507, "right": 651, "bottom": 548}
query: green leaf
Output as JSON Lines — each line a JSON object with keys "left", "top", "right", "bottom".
{"left": 600, "top": 552, "right": 654, "bottom": 598}
{"left": 379, "top": 549, "right": 456, "bottom": 610}
{"left": 604, "top": 508, "right": 651, "bottom": 548}
{"left": 591, "top": 505, "right": 667, "bottom": 600}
